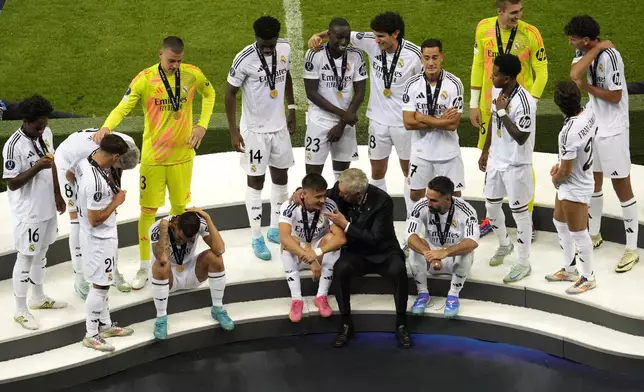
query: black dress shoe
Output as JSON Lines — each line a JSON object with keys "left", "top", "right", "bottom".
{"left": 333, "top": 324, "right": 354, "bottom": 348}
{"left": 395, "top": 325, "right": 412, "bottom": 349}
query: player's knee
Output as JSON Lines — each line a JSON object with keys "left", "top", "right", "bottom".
{"left": 206, "top": 251, "right": 225, "bottom": 272}
{"left": 69, "top": 211, "right": 78, "bottom": 220}
{"left": 388, "top": 258, "right": 407, "bottom": 279}
{"left": 333, "top": 258, "right": 351, "bottom": 279}
{"left": 151, "top": 261, "right": 170, "bottom": 279}
{"left": 269, "top": 167, "right": 288, "bottom": 185}
{"left": 410, "top": 189, "right": 425, "bottom": 202}
{"left": 247, "top": 175, "right": 265, "bottom": 190}
{"left": 453, "top": 191, "right": 462, "bottom": 198}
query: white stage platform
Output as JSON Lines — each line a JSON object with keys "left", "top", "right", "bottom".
{"left": 1, "top": 147, "right": 644, "bottom": 388}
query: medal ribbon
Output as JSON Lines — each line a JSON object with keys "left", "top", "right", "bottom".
{"left": 168, "top": 221, "right": 188, "bottom": 265}
{"left": 325, "top": 47, "right": 348, "bottom": 93}
{"left": 589, "top": 49, "right": 607, "bottom": 87}
{"left": 424, "top": 70, "right": 444, "bottom": 117}
{"left": 495, "top": 21, "right": 518, "bottom": 55}
{"left": 434, "top": 200, "right": 455, "bottom": 246}
{"left": 381, "top": 40, "right": 403, "bottom": 91}
{"left": 301, "top": 206, "right": 321, "bottom": 244}
{"left": 255, "top": 44, "right": 277, "bottom": 92}
{"left": 158, "top": 64, "right": 181, "bottom": 112}
{"left": 87, "top": 153, "right": 120, "bottom": 195}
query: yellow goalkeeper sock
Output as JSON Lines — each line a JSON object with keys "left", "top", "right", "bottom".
{"left": 139, "top": 207, "right": 157, "bottom": 263}
{"left": 528, "top": 166, "right": 536, "bottom": 213}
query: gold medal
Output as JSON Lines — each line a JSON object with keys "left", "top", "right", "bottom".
{"left": 337, "top": 90, "right": 343, "bottom": 98}
{"left": 383, "top": 88, "right": 392, "bottom": 97}
{"left": 176, "top": 265, "right": 184, "bottom": 273}
{"left": 497, "top": 128, "right": 502, "bottom": 137}
{"left": 305, "top": 242, "right": 312, "bottom": 250}
{"left": 270, "top": 89, "right": 278, "bottom": 99}
{"left": 174, "top": 110, "right": 182, "bottom": 120}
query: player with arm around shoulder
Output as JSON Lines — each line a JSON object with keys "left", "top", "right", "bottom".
{"left": 149, "top": 208, "right": 233, "bottom": 340}
{"left": 547, "top": 81, "right": 597, "bottom": 294}
{"left": 56, "top": 128, "right": 140, "bottom": 297}
{"left": 279, "top": 173, "right": 346, "bottom": 322}
{"left": 405, "top": 176, "right": 479, "bottom": 318}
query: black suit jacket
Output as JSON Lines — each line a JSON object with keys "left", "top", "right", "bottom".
{"left": 327, "top": 183, "right": 404, "bottom": 263}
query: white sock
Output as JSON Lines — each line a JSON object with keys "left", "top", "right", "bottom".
{"left": 245, "top": 186, "right": 263, "bottom": 238}
{"left": 86, "top": 287, "right": 107, "bottom": 338}
{"left": 99, "top": 295, "right": 112, "bottom": 327}
{"left": 449, "top": 254, "right": 473, "bottom": 297}
{"left": 486, "top": 200, "right": 510, "bottom": 247}
{"left": 621, "top": 198, "right": 638, "bottom": 250}
{"left": 588, "top": 191, "right": 603, "bottom": 236}
{"left": 333, "top": 171, "right": 342, "bottom": 182}
{"left": 570, "top": 230, "right": 595, "bottom": 281}
{"left": 512, "top": 210, "right": 532, "bottom": 266}
{"left": 13, "top": 253, "right": 31, "bottom": 313}
{"left": 29, "top": 253, "right": 47, "bottom": 300}
{"left": 317, "top": 250, "right": 339, "bottom": 297}
{"left": 403, "top": 179, "right": 413, "bottom": 217}
{"left": 69, "top": 220, "right": 83, "bottom": 275}
{"left": 270, "top": 184, "right": 288, "bottom": 229}
{"left": 209, "top": 271, "right": 226, "bottom": 307}
{"left": 408, "top": 249, "right": 428, "bottom": 294}
{"left": 553, "top": 219, "right": 576, "bottom": 272}
{"left": 370, "top": 177, "right": 387, "bottom": 192}
{"left": 140, "top": 260, "right": 150, "bottom": 271}
{"left": 281, "top": 250, "right": 302, "bottom": 299}
{"left": 151, "top": 277, "right": 169, "bottom": 317}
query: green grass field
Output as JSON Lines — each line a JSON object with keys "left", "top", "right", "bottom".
{"left": 1, "top": 0, "right": 644, "bottom": 191}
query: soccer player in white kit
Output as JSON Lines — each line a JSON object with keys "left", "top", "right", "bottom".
{"left": 547, "top": 81, "right": 597, "bottom": 294}
{"left": 478, "top": 54, "right": 536, "bottom": 283}
{"left": 303, "top": 17, "right": 367, "bottom": 179}
{"left": 75, "top": 134, "right": 134, "bottom": 352}
{"left": 2, "top": 95, "right": 67, "bottom": 330}
{"left": 279, "top": 173, "right": 346, "bottom": 322}
{"left": 149, "top": 208, "right": 234, "bottom": 340}
{"left": 55, "top": 128, "right": 140, "bottom": 297}
{"left": 309, "top": 12, "right": 423, "bottom": 214}
{"left": 566, "top": 15, "right": 639, "bottom": 273}
{"left": 402, "top": 38, "right": 466, "bottom": 206}
{"left": 405, "top": 176, "right": 479, "bottom": 318}
{"left": 226, "top": 16, "right": 296, "bottom": 262}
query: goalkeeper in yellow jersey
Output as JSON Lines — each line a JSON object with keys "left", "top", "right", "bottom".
{"left": 469, "top": 0, "right": 547, "bottom": 241}
{"left": 93, "top": 36, "right": 215, "bottom": 290}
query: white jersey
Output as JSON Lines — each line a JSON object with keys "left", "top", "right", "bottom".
{"left": 149, "top": 215, "right": 210, "bottom": 266}
{"left": 350, "top": 32, "right": 422, "bottom": 127}
{"left": 558, "top": 109, "right": 597, "bottom": 194}
{"left": 227, "top": 40, "right": 292, "bottom": 133}
{"left": 279, "top": 199, "right": 338, "bottom": 243}
{"left": 405, "top": 197, "right": 480, "bottom": 249}
{"left": 489, "top": 85, "right": 536, "bottom": 170}
{"left": 402, "top": 70, "right": 464, "bottom": 161}
{"left": 54, "top": 128, "right": 134, "bottom": 173}
{"left": 2, "top": 127, "right": 56, "bottom": 223}
{"left": 573, "top": 48, "right": 629, "bottom": 137}
{"left": 303, "top": 46, "right": 368, "bottom": 128}
{"left": 75, "top": 158, "right": 117, "bottom": 239}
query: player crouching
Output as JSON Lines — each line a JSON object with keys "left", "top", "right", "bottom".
{"left": 150, "top": 208, "right": 234, "bottom": 339}
{"left": 405, "top": 176, "right": 480, "bottom": 318}
{"left": 279, "top": 173, "right": 346, "bottom": 322}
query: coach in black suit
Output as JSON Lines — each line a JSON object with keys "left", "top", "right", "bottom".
{"left": 321, "top": 168, "right": 411, "bottom": 349}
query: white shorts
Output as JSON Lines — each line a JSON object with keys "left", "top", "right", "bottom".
{"left": 557, "top": 187, "right": 592, "bottom": 205}
{"left": 171, "top": 257, "right": 202, "bottom": 293}
{"left": 304, "top": 120, "right": 358, "bottom": 165}
{"left": 14, "top": 217, "right": 58, "bottom": 255}
{"left": 368, "top": 119, "right": 411, "bottom": 161}
{"left": 408, "top": 153, "right": 465, "bottom": 191}
{"left": 80, "top": 233, "right": 118, "bottom": 286}
{"left": 593, "top": 132, "right": 631, "bottom": 179}
{"left": 281, "top": 237, "right": 339, "bottom": 270}
{"left": 57, "top": 167, "right": 77, "bottom": 213}
{"left": 240, "top": 128, "right": 295, "bottom": 176}
{"left": 484, "top": 165, "right": 534, "bottom": 210}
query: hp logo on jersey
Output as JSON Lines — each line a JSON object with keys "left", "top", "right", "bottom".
{"left": 518, "top": 116, "right": 532, "bottom": 129}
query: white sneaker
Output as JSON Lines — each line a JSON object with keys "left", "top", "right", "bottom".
{"left": 114, "top": 271, "right": 132, "bottom": 292}
{"left": 29, "top": 296, "right": 68, "bottom": 310}
{"left": 131, "top": 268, "right": 149, "bottom": 290}
{"left": 14, "top": 310, "right": 39, "bottom": 330}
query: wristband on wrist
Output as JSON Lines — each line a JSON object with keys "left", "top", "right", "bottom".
{"left": 314, "top": 248, "right": 323, "bottom": 257}
{"left": 497, "top": 109, "right": 507, "bottom": 118}
{"left": 469, "top": 89, "right": 481, "bottom": 108}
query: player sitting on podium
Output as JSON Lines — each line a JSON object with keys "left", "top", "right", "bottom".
{"left": 279, "top": 173, "right": 346, "bottom": 323}
{"left": 149, "top": 208, "right": 234, "bottom": 339}
{"left": 405, "top": 176, "right": 480, "bottom": 318}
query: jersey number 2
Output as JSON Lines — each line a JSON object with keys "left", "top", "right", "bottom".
{"left": 582, "top": 137, "right": 594, "bottom": 171}
{"left": 104, "top": 257, "right": 114, "bottom": 273}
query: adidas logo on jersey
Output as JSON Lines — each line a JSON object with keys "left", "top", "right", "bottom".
{"left": 416, "top": 92, "right": 425, "bottom": 99}
{"left": 322, "top": 64, "right": 331, "bottom": 71}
